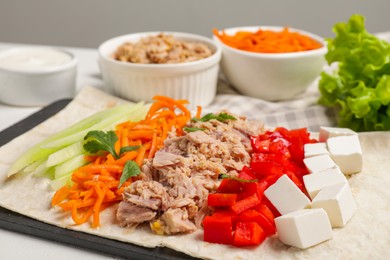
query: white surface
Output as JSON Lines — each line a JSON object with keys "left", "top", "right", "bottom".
{"left": 304, "top": 142, "right": 329, "bottom": 158}
{"left": 319, "top": 126, "right": 357, "bottom": 142}
{"left": 0, "top": 42, "right": 114, "bottom": 259}
{"left": 327, "top": 135, "right": 363, "bottom": 174}
{"left": 312, "top": 183, "right": 357, "bottom": 228}
{"left": 275, "top": 208, "right": 333, "bottom": 249}
{"left": 264, "top": 174, "right": 311, "bottom": 215}
{"left": 303, "top": 154, "right": 337, "bottom": 174}
{"left": 303, "top": 167, "right": 347, "bottom": 199}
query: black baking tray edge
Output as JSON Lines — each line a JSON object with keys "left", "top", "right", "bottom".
{"left": 0, "top": 99, "right": 200, "bottom": 260}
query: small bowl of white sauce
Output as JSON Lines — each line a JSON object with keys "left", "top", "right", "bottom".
{"left": 0, "top": 47, "right": 78, "bottom": 106}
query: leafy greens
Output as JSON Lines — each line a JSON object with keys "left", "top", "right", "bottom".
{"left": 318, "top": 14, "right": 390, "bottom": 131}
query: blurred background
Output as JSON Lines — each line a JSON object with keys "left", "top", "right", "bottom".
{"left": 0, "top": 0, "right": 389, "bottom": 49}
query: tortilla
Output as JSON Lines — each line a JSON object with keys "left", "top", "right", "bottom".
{"left": 0, "top": 86, "right": 389, "bottom": 259}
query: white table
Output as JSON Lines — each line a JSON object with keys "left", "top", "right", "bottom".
{"left": 0, "top": 42, "right": 114, "bottom": 260}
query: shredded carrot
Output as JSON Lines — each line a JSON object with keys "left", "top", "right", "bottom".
{"left": 51, "top": 95, "right": 192, "bottom": 228}
{"left": 213, "top": 27, "right": 323, "bottom": 53}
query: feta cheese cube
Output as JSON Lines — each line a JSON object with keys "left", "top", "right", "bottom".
{"left": 304, "top": 142, "right": 329, "bottom": 158}
{"left": 303, "top": 154, "right": 337, "bottom": 173}
{"left": 319, "top": 126, "right": 357, "bottom": 142}
{"left": 311, "top": 183, "right": 357, "bottom": 228}
{"left": 303, "top": 166, "right": 348, "bottom": 199}
{"left": 264, "top": 175, "right": 311, "bottom": 215}
{"left": 275, "top": 208, "right": 333, "bottom": 249}
{"left": 327, "top": 135, "right": 363, "bottom": 174}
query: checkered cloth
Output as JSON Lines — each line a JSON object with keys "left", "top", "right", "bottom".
{"left": 202, "top": 76, "right": 337, "bottom": 132}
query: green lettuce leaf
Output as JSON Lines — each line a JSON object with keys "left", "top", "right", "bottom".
{"left": 319, "top": 14, "right": 390, "bottom": 131}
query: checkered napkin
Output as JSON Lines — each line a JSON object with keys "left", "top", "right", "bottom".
{"left": 201, "top": 77, "right": 337, "bottom": 132}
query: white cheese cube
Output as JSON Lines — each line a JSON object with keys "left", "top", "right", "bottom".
{"left": 275, "top": 208, "right": 333, "bottom": 249}
{"left": 327, "top": 135, "right": 363, "bottom": 174}
{"left": 303, "top": 154, "right": 337, "bottom": 173}
{"left": 264, "top": 175, "right": 310, "bottom": 215}
{"left": 311, "top": 183, "right": 357, "bottom": 228}
{"left": 303, "top": 166, "right": 348, "bottom": 199}
{"left": 319, "top": 126, "right": 357, "bottom": 142}
{"left": 304, "top": 142, "right": 329, "bottom": 158}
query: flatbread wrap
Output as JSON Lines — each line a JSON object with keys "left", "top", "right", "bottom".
{"left": 0, "top": 86, "right": 389, "bottom": 259}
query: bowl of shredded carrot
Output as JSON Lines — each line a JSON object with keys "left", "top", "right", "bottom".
{"left": 213, "top": 26, "right": 327, "bottom": 101}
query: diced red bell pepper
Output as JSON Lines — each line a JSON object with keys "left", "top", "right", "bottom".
{"left": 217, "top": 178, "right": 243, "bottom": 193}
{"left": 231, "top": 193, "right": 261, "bottom": 215}
{"left": 238, "top": 165, "right": 257, "bottom": 180}
{"left": 250, "top": 153, "right": 284, "bottom": 177}
{"left": 208, "top": 193, "right": 237, "bottom": 207}
{"left": 239, "top": 209, "right": 276, "bottom": 236}
{"left": 203, "top": 215, "right": 233, "bottom": 245}
{"left": 212, "top": 209, "right": 238, "bottom": 225}
{"left": 251, "top": 137, "right": 270, "bottom": 153}
{"left": 261, "top": 197, "right": 281, "bottom": 218}
{"left": 255, "top": 204, "right": 275, "bottom": 225}
{"left": 232, "top": 221, "right": 266, "bottom": 247}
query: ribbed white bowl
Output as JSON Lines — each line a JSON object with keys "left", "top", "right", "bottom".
{"left": 98, "top": 32, "right": 222, "bottom": 109}
{"left": 213, "top": 26, "right": 327, "bottom": 101}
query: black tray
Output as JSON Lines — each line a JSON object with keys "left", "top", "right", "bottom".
{"left": 0, "top": 99, "right": 199, "bottom": 260}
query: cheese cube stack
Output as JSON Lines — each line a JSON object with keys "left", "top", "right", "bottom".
{"left": 319, "top": 126, "right": 357, "bottom": 142}
{"left": 311, "top": 183, "right": 357, "bottom": 228}
{"left": 303, "top": 154, "right": 337, "bottom": 173}
{"left": 304, "top": 142, "right": 329, "bottom": 158}
{"left": 303, "top": 167, "right": 348, "bottom": 199}
{"left": 326, "top": 135, "right": 363, "bottom": 175}
{"left": 275, "top": 209, "right": 333, "bottom": 249}
{"left": 264, "top": 174, "right": 310, "bottom": 215}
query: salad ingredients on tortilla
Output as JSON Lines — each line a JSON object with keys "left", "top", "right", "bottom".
{"left": 203, "top": 127, "right": 316, "bottom": 247}
{"left": 118, "top": 109, "right": 264, "bottom": 235}
{"left": 51, "top": 96, "right": 192, "bottom": 228}
{"left": 1, "top": 86, "right": 387, "bottom": 259}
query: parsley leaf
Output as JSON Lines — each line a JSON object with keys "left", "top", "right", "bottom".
{"left": 192, "top": 112, "right": 236, "bottom": 123}
{"left": 83, "top": 130, "right": 119, "bottom": 159}
{"left": 218, "top": 173, "right": 258, "bottom": 183}
{"left": 120, "top": 145, "right": 141, "bottom": 155}
{"left": 83, "top": 130, "right": 140, "bottom": 159}
{"left": 118, "top": 161, "right": 141, "bottom": 188}
{"left": 183, "top": 127, "right": 205, "bottom": 132}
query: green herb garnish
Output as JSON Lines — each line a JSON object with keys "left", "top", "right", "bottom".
{"left": 118, "top": 161, "right": 141, "bottom": 188}
{"left": 192, "top": 112, "right": 236, "bottom": 123}
{"left": 183, "top": 127, "right": 206, "bottom": 132}
{"left": 218, "top": 173, "right": 258, "bottom": 183}
{"left": 83, "top": 130, "right": 140, "bottom": 159}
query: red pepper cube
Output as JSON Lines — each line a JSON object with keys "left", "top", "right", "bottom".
{"left": 212, "top": 209, "right": 239, "bottom": 225}
{"left": 231, "top": 193, "right": 261, "bottom": 215}
{"left": 250, "top": 153, "right": 284, "bottom": 178}
{"left": 233, "top": 221, "right": 267, "bottom": 247}
{"left": 255, "top": 203, "right": 275, "bottom": 225}
{"left": 208, "top": 193, "right": 237, "bottom": 207}
{"left": 239, "top": 209, "right": 276, "bottom": 236}
{"left": 217, "top": 178, "right": 243, "bottom": 193}
{"left": 251, "top": 136, "right": 270, "bottom": 153}
{"left": 203, "top": 215, "right": 233, "bottom": 245}
{"left": 238, "top": 165, "right": 257, "bottom": 180}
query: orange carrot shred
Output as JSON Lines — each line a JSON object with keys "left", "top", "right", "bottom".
{"left": 213, "top": 27, "right": 322, "bottom": 54}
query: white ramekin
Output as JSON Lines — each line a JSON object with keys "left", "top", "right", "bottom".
{"left": 0, "top": 47, "right": 78, "bottom": 107}
{"left": 98, "top": 32, "right": 222, "bottom": 109}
